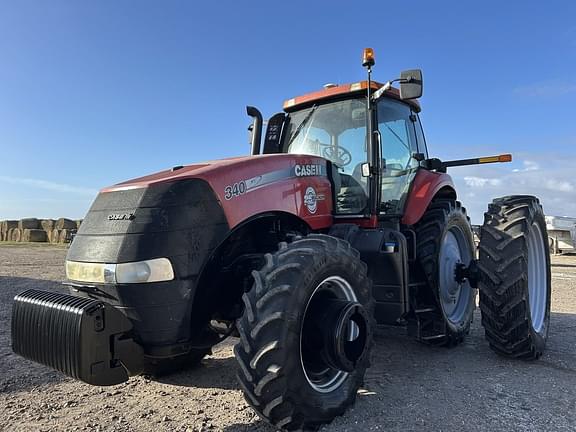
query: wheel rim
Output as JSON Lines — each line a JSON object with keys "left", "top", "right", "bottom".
{"left": 527, "top": 222, "right": 547, "bottom": 333}
{"left": 438, "top": 227, "right": 473, "bottom": 325}
{"left": 300, "top": 276, "right": 366, "bottom": 393}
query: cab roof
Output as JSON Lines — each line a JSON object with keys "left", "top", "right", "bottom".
{"left": 283, "top": 80, "right": 421, "bottom": 113}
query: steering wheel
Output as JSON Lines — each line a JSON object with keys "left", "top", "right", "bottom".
{"left": 322, "top": 145, "right": 352, "bottom": 167}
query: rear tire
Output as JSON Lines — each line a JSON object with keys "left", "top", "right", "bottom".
{"left": 235, "top": 234, "right": 374, "bottom": 431}
{"left": 413, "top": 199, "right": 476, "bottom": 346}
{"left": 478, "top": 195, "right": 551, "bottom": 359}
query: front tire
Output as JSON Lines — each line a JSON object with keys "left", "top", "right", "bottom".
{"left": 234, "top": 234, "right": 374, "bottom": 431}
{"left": 478, "top": 195, "right": 551, "bottom": 359}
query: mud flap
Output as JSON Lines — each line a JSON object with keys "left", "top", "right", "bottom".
{"left": 11, "top": 289, "right": 144, "bottom": 386}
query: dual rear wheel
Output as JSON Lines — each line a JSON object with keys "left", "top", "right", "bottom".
{"left": 413, "top": 196, "right": 550, "bottom": 359}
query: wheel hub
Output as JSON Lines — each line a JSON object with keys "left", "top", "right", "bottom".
{"left": 316, "top": 300, "right": 369, "bottom": 372}
{"left": 300, "top": 276, "right": 370, "bottom": 393}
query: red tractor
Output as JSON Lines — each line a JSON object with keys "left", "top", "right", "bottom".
{"left": 12, "top": 49, "right": 551, "bottom": 431}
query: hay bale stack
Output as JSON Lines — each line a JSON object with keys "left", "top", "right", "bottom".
{"left": 19, "top": 218, "right": 40, "bottom": 230}
{"left": 51, "top": 229, "right": 61, "bottom": 244}
{"left": 23, "top": 229, "right": 48, "bottom": 242}
{"left": 0, "top": 218, "right": 81, "bottom": 242}
{"left": 40, "top": 219, "right": 56, "bottom": 232}
{"left": 59, "top": 229, "right": 77, "bottom": 244}
{"left": 1, "top": 220, "right": 18, "bottom": 239}
{"left": 11, "top": 228, "right": 22, "bottom": 242}
{"left": 56, "top": 218, "right": 76, "bottom": 230}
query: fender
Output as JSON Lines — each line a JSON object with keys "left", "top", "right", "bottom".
{"left": 401, "top": 169, "right": 456, "bottom": 226}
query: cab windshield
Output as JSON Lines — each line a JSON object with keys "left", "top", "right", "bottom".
{"left": 281, "top": 98, "right": 369, "bottom": 214}
{"left": 282, "top": 99, "right": 368, "bottom": 177}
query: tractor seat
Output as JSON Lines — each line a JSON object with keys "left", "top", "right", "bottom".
{"left": 336, "top": 163, "right": 368, "bottom": 214}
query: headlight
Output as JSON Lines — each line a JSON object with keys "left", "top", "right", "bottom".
{"left": 66, "top": 258, "right": 174, "bottom": 284}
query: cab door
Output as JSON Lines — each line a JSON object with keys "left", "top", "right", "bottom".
{"left": 376, "top": 98, "right": 421, "bottom": 216}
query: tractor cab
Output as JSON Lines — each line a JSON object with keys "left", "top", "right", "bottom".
{"left": 279, "top": 82, "right": 425, "bottom": 217}
{"left": 250, "top": 49, "right": 426, "bottom": 222}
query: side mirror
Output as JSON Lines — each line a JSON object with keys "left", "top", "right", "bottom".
{"left": 399, "top": 69, "right": 423, "bottom": 100}
{"left": 361, "top": 162, "right": 371, "bottom": 177}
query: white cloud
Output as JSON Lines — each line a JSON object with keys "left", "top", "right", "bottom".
{"left": 512, "top": 160, "right": 540, "bottom": 173}
{"left": 545, "top": 179, "right": 574, "bottom": 193}
{"left": 0, "top": 176, "right": 97, "bottom": 196}
{"left": 464, "top": 176, "right": 502, "bottom": 188}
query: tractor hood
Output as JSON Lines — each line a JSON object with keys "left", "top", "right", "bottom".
{"left": 103, "top": 155, "right": 259, "bottom": 192}
{"left": 100, "top": 153, "right": 334, "bottom": 231}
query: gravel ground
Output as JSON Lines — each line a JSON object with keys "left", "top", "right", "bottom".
{"left": 1, "top": 244, "right": 575, "bottom": 432}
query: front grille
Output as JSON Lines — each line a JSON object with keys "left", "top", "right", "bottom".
{"left": 12, "top": 289, "right": 143, "bottom": 386}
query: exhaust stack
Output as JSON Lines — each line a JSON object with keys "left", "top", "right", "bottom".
{"left": 247, "top": 106, "right": 263, "bottom": 155}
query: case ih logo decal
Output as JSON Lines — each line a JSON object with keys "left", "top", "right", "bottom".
{"left": 107, "top": 213, "right": 135, "bottom": 221}
{"left": 303, "top": 186, "right": 325, "bottom": 214}
{"left": 224, "top": 165, "right": 326, "bottom": 201}
{"left": 294, "top": 164, "right": 324, "bottom": 177}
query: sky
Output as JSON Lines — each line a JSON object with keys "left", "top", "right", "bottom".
{"left": 0, "top": 1, "right": 575, "bottom": 223}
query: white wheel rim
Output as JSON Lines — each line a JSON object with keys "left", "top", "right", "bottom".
{"left": 300, "top": 276, "right": 357, "bottom": 393}
{"left": 438, "top": 227, "right": 473, "bottom": 324}
{"left": 527, "top": 222, "right": 547, "bottom": 333}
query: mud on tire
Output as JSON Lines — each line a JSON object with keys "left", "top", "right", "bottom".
{"left": 234, "top": 234, "right": 374, "bottom": 431}
{"left": 478, "top": 195, "right": 551, "bottom": 359}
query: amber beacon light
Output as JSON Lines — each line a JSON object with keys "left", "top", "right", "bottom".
{"left": 362, "top": 48, "right": 375, "bottom": 67}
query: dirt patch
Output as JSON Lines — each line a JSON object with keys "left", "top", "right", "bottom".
{"left": 1, "top": 246, "right": 575, "bottom": 431}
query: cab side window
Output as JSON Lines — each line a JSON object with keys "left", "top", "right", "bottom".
{"left": 377, "top": 99, "right": 419, "bottom": 214}
{"left": 413, "top": 114, "right": 429, "bottom": 158}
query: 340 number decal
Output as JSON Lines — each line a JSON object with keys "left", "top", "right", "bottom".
{"left": 224, "top": 181, "right": 247, "bottom": 200}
